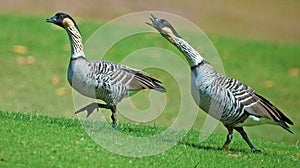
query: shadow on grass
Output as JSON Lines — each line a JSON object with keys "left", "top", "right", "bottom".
{"left": 1, "top": 110, "right": 269, "bottom": 154}
{"left": 179, "top": 141, "right": 257, "bottom": 154}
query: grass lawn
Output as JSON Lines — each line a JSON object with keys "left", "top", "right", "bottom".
{"left": 0, "top": 110, "right": 299, "bottom": 167}
{"left": 0, "top": 13, "right": 299, "bottom": 167}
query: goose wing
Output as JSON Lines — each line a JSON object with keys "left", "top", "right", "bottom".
{"left": 120, "top": 67, "right": 165, "bottom": 93}
{"left": 216, "top": 76, "right": 293, "bottom": 132}
{"left": 91, "top": 61, "right": 165, "bottom": 93}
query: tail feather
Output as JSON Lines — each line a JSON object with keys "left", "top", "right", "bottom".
{"left": 254, "top": 93, "right": 293, "bottom": 133}
{"left": 133, "top": 72, "right": 166, "bottom": 93}
{"left": 255, "top": 93, "right": 293, "bottom": 125}
{"left": 122, "top": 68, "right": 166, "bottom": 93}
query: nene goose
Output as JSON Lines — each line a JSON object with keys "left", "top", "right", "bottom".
{"left": 46, "top": 12, "right": 165, "bottom": 128}
{"left": 147, "top": 14, "right": 293, "bottom": 152}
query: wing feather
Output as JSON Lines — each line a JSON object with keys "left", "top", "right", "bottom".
{"left": 92, "top": 61, "right": 165, "bottom": 93}
{"left": 217, "top": 76, "right": 293, "bottom": 132}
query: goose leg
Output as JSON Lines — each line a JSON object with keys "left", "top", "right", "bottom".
{"left": 109, "top": 106, "right": 118, "bottom": 129}
{"left": 75, "top": 102, "right": 109, "bottom": 118}
{"left": 222, "top": 126, "right": 234, "bottom": 150}
{"left": 234, "top": 127, "right": 261, "bottom": 153}
{"left": 75, "top": 103, "right": 118, "bottom": 129}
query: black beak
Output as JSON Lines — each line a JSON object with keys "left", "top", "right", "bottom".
{"left": 146, "top": 14, "right": 160, "bottom": 27}
{"left": 150, "top": 14, "right": 159, "bottom": 21}
{"left": 46, "top": 16, "right": 57, "bottom": 23}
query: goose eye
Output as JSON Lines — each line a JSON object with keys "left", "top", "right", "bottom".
{"left": 58, "top": 15, "right": 63, "bottom": 20}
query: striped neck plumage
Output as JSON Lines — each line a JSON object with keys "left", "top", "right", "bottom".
{"left": 172, "top": 37, "right": 205, "bottom": 67}
{"left": 66, "top": 26, "right": 85, "bottom": 59}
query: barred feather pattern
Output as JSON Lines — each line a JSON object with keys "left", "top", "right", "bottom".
{"left": 65, "top": 24, "right": 165, "bottom": 108}
{"left": 191, "top": 59, "right": 293, "bottom": 131}
{"left": 69, "top": 58, "right": 164, "bottom": 107}
{"left": 210, "top": 76, "right": 253, "bottom": 126}
{"left": 169, "top": 29, "right": 293, "bottom": 132}
{"left": 149, "top": 14, "right": 293, "bottom": 152}
{"left": 171, "top": 36, "right": 251, "bottom": 126}
{"left": 172, "top": 37, "right": 204, "bottom": 67}
{"left": 67, "top": 26, "right": 84, "bottom": 57}
{"left": 48, "top": 13, "right": 165, "bottom": 128}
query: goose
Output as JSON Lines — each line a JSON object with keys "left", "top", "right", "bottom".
{"left": 147, "top": 14, "right": 293, "bottom": 152}
{"left": 46, "top": 12, "right": 165, "bottom": 128}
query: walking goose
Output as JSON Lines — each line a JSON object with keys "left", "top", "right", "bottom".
{"left": 46, "top": 12, "right": 165, "bottom": 128}
{"left": 147, "top": 14, "right": 293, "bottom": 152}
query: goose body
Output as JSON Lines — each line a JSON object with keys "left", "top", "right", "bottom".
{"left": 148, "top": 14, "right": 293, "bottom": 152}
{"left": 47, "top": 13, "right": 165, "bottom": 127}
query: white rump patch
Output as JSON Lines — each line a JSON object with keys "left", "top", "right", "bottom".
{"left": 235, "top": 115, "right": 276, "bottom": 127}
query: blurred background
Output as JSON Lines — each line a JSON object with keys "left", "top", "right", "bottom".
{"left": 1, "top": 0, "right": 300, "bottom": 42}
{"left": 0, "top": 0, "right": 299, "bottom": 143}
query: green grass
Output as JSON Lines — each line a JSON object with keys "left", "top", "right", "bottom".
{"left": 0, "top": 110, "right": 299, "bottom": 167}
{"left": 0, "top": 13, "right": 299, "bottom": 167}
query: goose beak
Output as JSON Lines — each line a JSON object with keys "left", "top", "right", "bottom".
{"left": 146, "top": 14, "right": 160, "bottom": 27}
{"left": 46, "top": 16, "right": 57, "bottom": 23}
